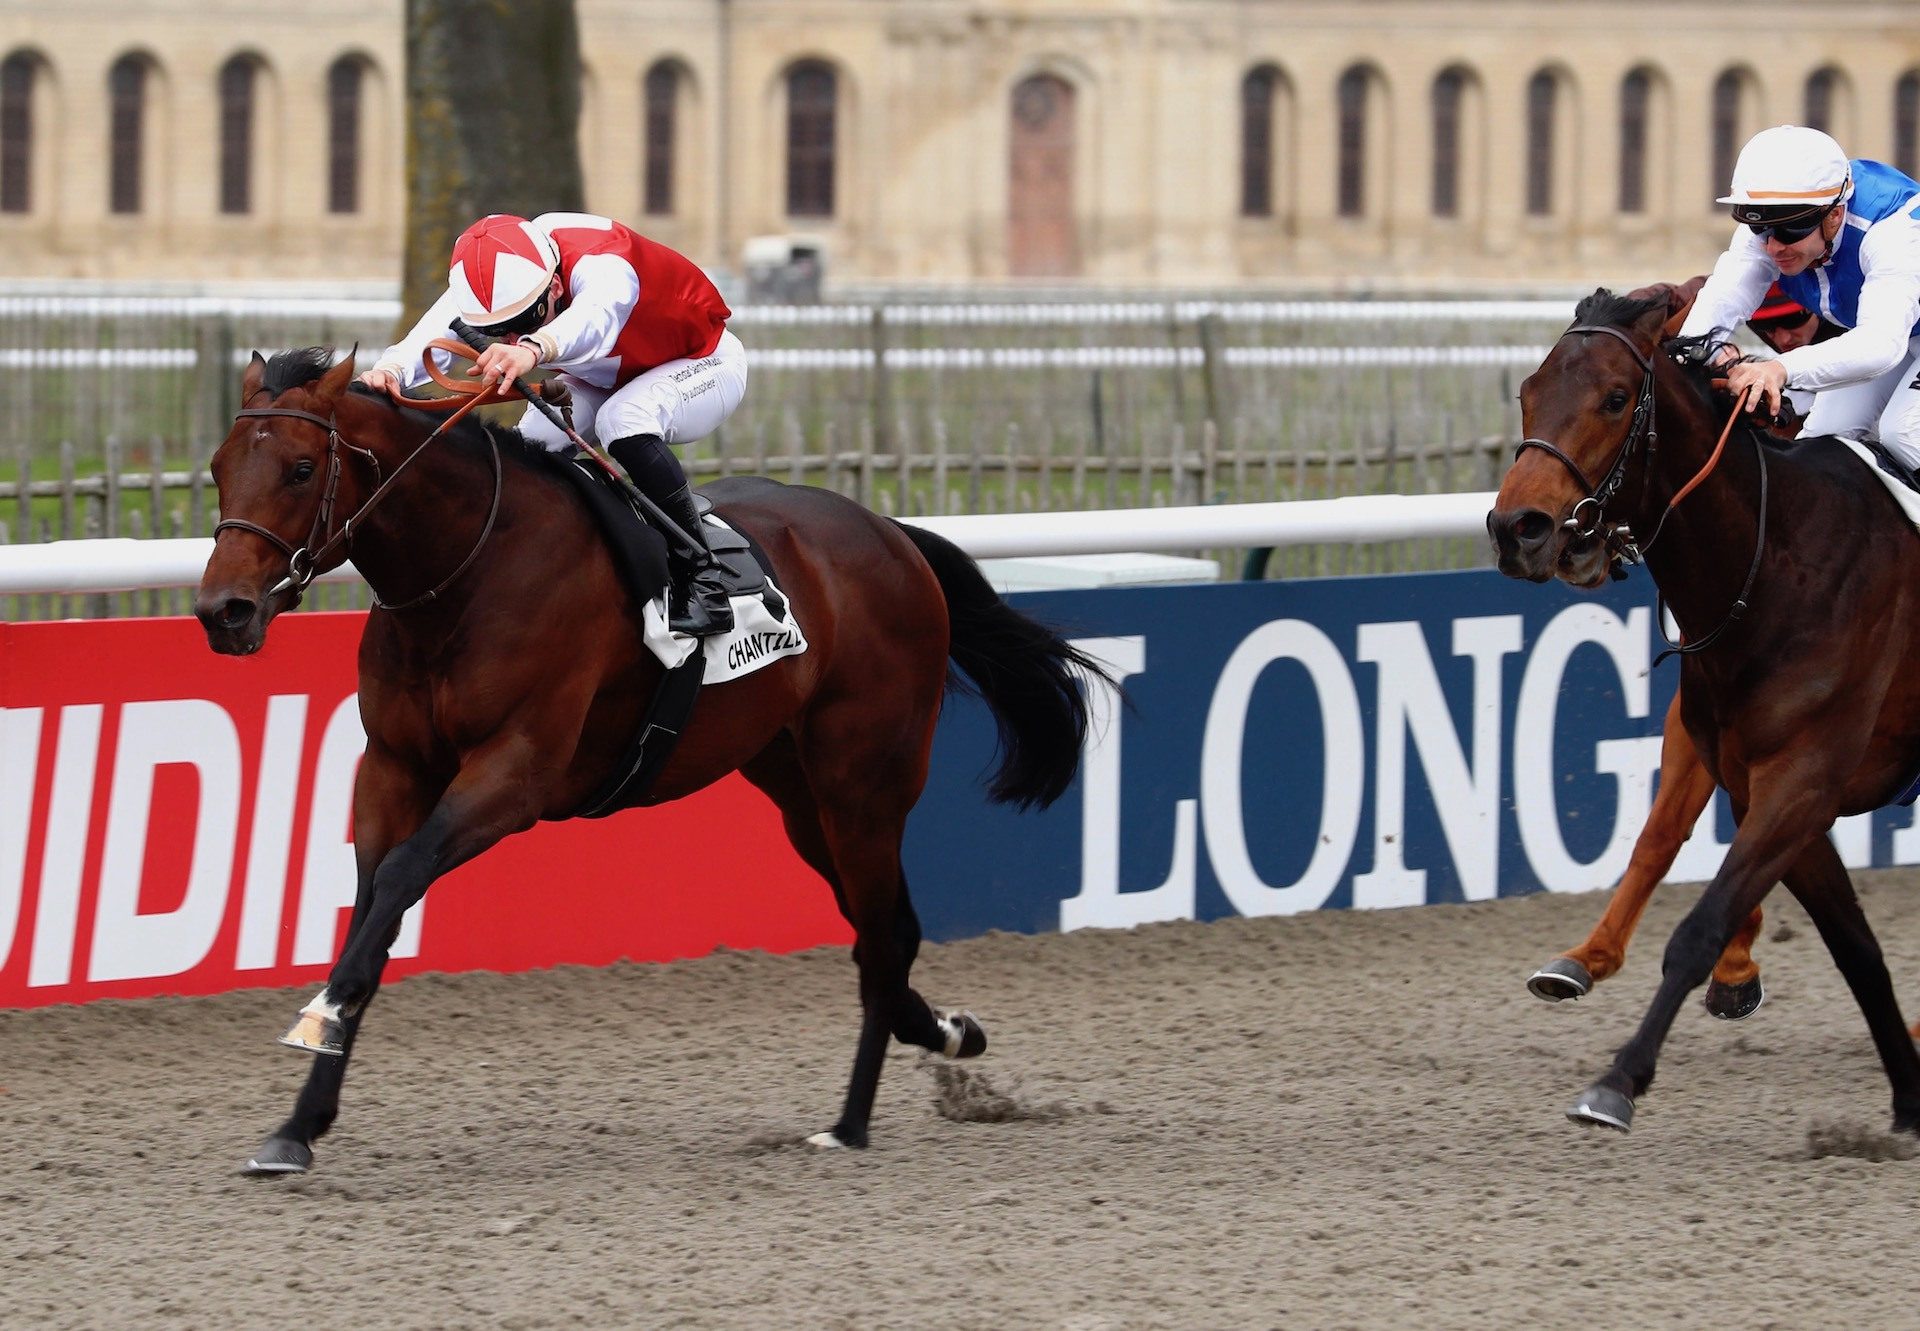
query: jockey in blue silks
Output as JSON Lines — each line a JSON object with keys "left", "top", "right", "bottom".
{"left": 1681, "top": 125, "right": 1920, "bottom": 468}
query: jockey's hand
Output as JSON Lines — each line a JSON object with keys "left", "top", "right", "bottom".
{"left": 1726, "top": 357, "right": 1787, "bottom": 420}
{"left": 357, "top": 367, "right": 401, "bottom": 396}
{"left": 474, "top": 341, "right": 539, "bottom": 394}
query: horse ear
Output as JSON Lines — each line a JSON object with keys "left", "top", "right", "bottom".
{"left": 1631, "top": 295, "right": 1675, "bottom": 345}
{"left": 1659, "top": 274, "right": 1708, "bottom": 339}
{"left": 315, "top": 345, "right": 359, "bottom": 401}
{"left": 241, "top": 351, "right": 267, "bottom": 403}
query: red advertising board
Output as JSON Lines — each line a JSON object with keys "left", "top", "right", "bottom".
{"left": 0, "top": 613, "right": 847, "bottom": 1010}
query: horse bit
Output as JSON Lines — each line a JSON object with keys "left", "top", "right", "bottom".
{"left": 1513, "top": 323, "right": 1767, "bottom": 661}
{"left": 214, "top": 398, "right": 503, "bottom": 612}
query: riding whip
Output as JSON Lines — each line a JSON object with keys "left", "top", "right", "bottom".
{"left": 446, "top": 318, "right": 710, "bottom": 565}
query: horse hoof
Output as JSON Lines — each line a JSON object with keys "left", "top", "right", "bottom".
{"left": 937, "top": 1009, "right": 988, "bottom": 1059}
{"left": 806, "top": 1127, "right": 868, "bottom": 1150}
{"left": 1567, "top": 1085, "right": 1635, "bottom": 1132}
{"left": 278, "top": 989, "right": 346, "bottom": 1056}
{"left": 244, "top": 1137, "right": 313, "bottom": 1175}
{"left": 1705, "top": 976, "right": 1765, "bottom": 1021}
{"left": 1527, "top": 957, "right": 1593, "bottom": 1003}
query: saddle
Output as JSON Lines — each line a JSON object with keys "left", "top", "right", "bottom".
{"left": 547, "top": 457, "right": 795, "bottom": 818}
{"left": 555, "top": 458, "right": 786, "bottom": 622}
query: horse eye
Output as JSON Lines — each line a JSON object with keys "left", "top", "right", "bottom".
{"left": 1602, "top": 390, "right": 1629, "bottom": 412}
{"left": 290, "top": 460, "right": 316, "bottom": 485}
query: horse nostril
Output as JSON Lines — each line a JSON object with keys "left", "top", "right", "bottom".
{"left": 216, "top": 598, "right": 256, "bottom": 630}
{"left": 1513, "top": 511, "right": 1553, "bottom": 546}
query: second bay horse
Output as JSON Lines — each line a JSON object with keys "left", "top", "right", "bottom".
{"left": 1488, "top": 290, "right": 1920, "bottom": 1134}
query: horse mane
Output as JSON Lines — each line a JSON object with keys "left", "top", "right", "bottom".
{"left": 1560, "top": 296, "right": 1789, "bottom": 446}
{"left": 260, "top": 346, "right": 341, "bottom": 396}
{"left": 1570, "top": 287, "right": 1666, "bottom": 333}
{"left": 264, "top": 345, "right": 552, "bottom": 468}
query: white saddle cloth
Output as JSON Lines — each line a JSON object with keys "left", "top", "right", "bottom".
{"left": 638, "top": 516, "right": 808, "bottom": 684}
{"left": 1836, "top": 437, "right": 1920, "bottom": 530}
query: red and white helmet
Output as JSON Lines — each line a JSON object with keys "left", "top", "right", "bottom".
{"left": 448, "top": 215, "right": 561, "bottom": 328}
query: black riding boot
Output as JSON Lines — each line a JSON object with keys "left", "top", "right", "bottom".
{"left": 606, "top": 434, "right": 735, "bottom": 637}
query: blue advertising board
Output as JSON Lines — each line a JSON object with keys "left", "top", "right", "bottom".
{"left": 904, "top": 568, "right": 1920, "bottom": 941}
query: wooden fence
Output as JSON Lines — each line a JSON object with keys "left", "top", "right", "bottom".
{"left": 1, "top": 296, "right": 1564, "bottom": 618}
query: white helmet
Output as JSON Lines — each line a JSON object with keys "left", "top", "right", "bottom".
{"left": 448, "top": 214, "right": 562, "bottom": 329}
{"left": 1719, "top": 125, "right": 1852, "bottom": 226}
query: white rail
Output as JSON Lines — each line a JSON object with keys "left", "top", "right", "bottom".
{"left": 0, "top": 293, "right": 1570, "bottom": 325}
{"left": 0, "top": 493, "right": 1497, "bottom": 596}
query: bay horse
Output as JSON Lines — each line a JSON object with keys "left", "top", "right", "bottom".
{"left": 196, "top": 347, "right": 1108, "bottom": 1172}
{"left": 1488, "top": 289, "right": 1920, "bottom": 1135}
{"left": 1523, "top": 281, "right": 1784, "bottom": 1019}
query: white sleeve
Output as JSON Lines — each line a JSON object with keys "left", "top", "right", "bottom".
{"left": 372, "top": 288, "right": 465, "bottom": 390}
{"left": 527, "top": 253, "right": 640, "bottom": 368}
{"left": 1676, "top": 227, "right": 1778, "bottom": 342}
{"left": 1777, "top": 216, "right": 1920, "bottom": 391}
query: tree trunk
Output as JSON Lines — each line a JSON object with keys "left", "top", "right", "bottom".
{"left": 401, "top": 0, "right": 586, "bottom": 323}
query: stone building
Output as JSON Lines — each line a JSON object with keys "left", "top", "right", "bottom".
{"left": 2, "top": 0, "right": 1918, "bottom": 292}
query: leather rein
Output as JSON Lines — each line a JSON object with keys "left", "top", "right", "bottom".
{"left": 213, "top": 340, "right": 517, "bottom": 612}
{"left": 1514, "top": 323, "right": 1765, "bottom": 662}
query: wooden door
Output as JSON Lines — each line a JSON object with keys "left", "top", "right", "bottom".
{"left": 1008, "top": 75, "right": 1079, "bottom": 278}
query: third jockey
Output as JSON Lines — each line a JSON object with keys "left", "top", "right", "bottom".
{"left": 1680, "top": 125, "right": 1920, "bottom": 467}
{"left": 360, "top": 212, "right": 746, "bottom": 637}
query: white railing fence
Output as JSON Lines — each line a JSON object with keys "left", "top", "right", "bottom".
{"left": 0, "top": 493, "right": 1497, "bottom": 597}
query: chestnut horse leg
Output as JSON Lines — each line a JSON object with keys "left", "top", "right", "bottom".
{"left": 1568, "top": 761, "right": 1884, "bottom": 1133}
{"left": 1529, "top": 690, "right": 1764, "bottom": 1012}
{"left": 745, "top": 717, "right": 973, "bottom": 1151}
{"left": 245, "top": 745, "right": 437, "bottom": 1174}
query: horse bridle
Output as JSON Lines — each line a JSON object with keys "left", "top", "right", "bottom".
{"left": 1513, "top": 324, "right": 1660, "bottom": 568}
{"left": 1514, "top": 323, "right": 1768, "bottom": 662}
{"left": 215, "top": 399, "right": 503, "bottom": 612}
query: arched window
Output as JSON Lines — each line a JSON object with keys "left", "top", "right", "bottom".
{"left": 1, "top": 51, "right": 34, "bottom": 214}
{"left": 1431, "top": 67, "right": 1469, "bottom": 218}
{"left": 327, "top": 56, "right": 365, "bottom": 214}
{"left": 1619, "top": 67, "right": 1653, "bottom": 214}
{"left": 108, "top": 53, "right": 149, "bottom": 215}
{"left": 1805, "top": 66, "right": 1841, "bottom": 133}
{"left": 1897, "top": 70, "right": 1920, "bottom": 178}
{"left": 1336, "top": 65, "right": 1370, "bottom": 218}
{"left": 644, "top": 61, "right": 679, "bottom": 215}
{"left": 785, "top": 60, "right": 835, "bottom": 218}
{"left": 1241, "top": 65, "right": 1279, "bottom": 217}
{"left": 1525, "top": 70, "right": 1556, "bottom": 216}
{"left": 1711, "top": 69, "right": 1742, "bottom": 204}
{"left": 218, "top": 55, "right": 258, "bottom": 214}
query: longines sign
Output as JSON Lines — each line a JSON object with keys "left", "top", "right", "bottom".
{"left": 6, "top": 570, "right": 1914, "bottom": 1008}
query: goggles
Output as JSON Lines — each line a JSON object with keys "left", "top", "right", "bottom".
{"left": 1746, "top": 213, "right": 1827, "bottom": 245}
{"left": 471, "top": 289, "right": 553, "bottom": 338}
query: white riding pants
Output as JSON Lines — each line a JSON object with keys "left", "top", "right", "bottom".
{"left": 1798, "top": 332, "right": 1920, "bottom": 469}
{"left": 519, "top": 328, "right": 748, "bottom": 451}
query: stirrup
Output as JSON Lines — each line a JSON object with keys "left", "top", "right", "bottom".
{"left": 669, "top": 570, "right": 734, "bottom": 637}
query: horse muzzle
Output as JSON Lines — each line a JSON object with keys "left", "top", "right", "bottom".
{"left": 1486, "top": 506, "right": 1561, "bottom": 583}
{"left": 194, "top": 589, "right": 273, "bottom": 656}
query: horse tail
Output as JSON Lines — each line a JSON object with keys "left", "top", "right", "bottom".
{"left": 892, "top": 520, "right": 1114, "bottom": 811}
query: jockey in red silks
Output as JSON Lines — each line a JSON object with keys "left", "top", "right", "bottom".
{"left": 1746, "top": 281, "right": 1843, "bottom": 418}
{"left": 360, "top": 212, "right": 746, "bottom": 637}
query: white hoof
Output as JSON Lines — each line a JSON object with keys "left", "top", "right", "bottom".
{"left": 278, "top": 988, "right": 347, "bottom": 1056}
{"left": 806, "top": 1131, "right": 846, "bottom": 1150}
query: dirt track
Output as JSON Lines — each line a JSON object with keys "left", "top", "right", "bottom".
{"left": 6, "top": 870, "right": 1919, "bottom": 1330}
